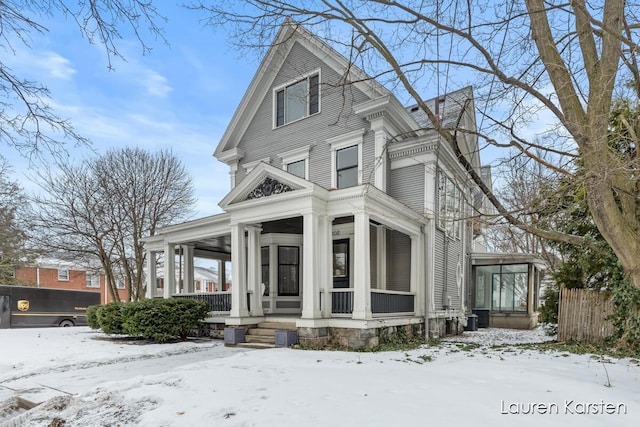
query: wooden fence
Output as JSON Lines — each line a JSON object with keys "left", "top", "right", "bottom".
{"left": 557, "top": 288, "right": 614, "bottom": 343}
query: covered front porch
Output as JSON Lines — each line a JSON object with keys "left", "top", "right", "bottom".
{"left": 144, "top": 164, "right": 429, "bottom": 347}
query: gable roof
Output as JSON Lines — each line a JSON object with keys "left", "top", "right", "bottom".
{"left": 214, "top": 18, "right": 390, "bottom": 159}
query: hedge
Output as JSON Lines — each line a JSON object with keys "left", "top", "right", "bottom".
{"left": 88, "top": 298, "right": 210, "bottom": 343}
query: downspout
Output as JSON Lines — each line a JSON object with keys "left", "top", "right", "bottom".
{"left": 36, "top": 265, "right": 40, "bottom": 288}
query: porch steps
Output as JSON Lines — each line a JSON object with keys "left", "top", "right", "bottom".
{"left": 257, "top": 321, "right": 297, "bottom": 330}
{"left": 243, "top": 321, "right": 298, "bottom": 347}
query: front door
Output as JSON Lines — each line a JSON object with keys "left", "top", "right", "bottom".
{"left": 333, "top": 239, "right": 349, "bottom": 288}
{"left": 0, "top": 295, "right": 10, "bottom": 329}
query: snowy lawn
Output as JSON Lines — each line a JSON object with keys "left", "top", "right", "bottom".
{"left": 1, "top": 327, "right": 638, "bottom": 426}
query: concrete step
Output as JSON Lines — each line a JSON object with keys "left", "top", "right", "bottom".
{"left": 258, "top": 322, "right": 297, "bottom": 330}
{"left": 246, "top": 328, "right": 276, "bottom": 337}
{"left": 245, "top": 335, "right": 276, "bottom": 344}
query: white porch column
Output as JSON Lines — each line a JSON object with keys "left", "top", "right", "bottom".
{"left": 246, "top": 225, "right": 263, "bottom": 317}
{"left": 302, "top": 211, "right": 322, "bottom": 319}
{"left": 230, "top": 223, "right": 249, "bottom": 317}
{"left": 163, "top": 243, "right": 175, "bottom": 298}
{"left": 182, "top": 245, "right": 195, "bottom": 293}
{"left": 217, "top": 260, "right": 226, "bottom": 292}
{"left": 370, "top": 117, "right": 388, "bottom": 192}
{"left": 145, "top": 250, "right": 157, "bottom": 299}
{"left": 411, "top": 232, "right": 424, "bottom": 316}
{"left": 318, "top": 214, "right": 332, "bottom": 318}
{"left": 352, "top": 210, "right": 372, "bottom": 320}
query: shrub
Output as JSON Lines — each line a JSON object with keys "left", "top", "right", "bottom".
{"left": 122, "top": 298, "right": 210, "bottom": 343}
{"left": 96, "top": 302, "right": 126, "bottom": 335}
{"left": 85, "top": 304, "right": 100, "bottom": 330}
{"left": 538, "top": 283, "right": 559, "bottom": 335}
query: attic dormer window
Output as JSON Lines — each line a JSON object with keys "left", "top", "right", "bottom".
{"left": 274, "top": 71, "right": 320, "bottom": 127}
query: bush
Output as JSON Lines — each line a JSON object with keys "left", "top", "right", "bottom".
{"left": 85, "top": 304, "right": 100, "bottom": 330}
{"left": 610, "top": 279, "right": 640, "bottom": 353}
{"left": 90, "top": 298, "right": 210, "bottom": 342}
{"left": 96, "top": 302, "right": 126, "bottom": 335}
{"left": 123, "top": 298, "right": 210, "bottom": 343}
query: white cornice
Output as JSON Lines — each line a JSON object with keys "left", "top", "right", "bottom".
{"left": 325, "top": 128, "right": 365, "bottom": 147}
{"left": 216, "top": 148, "right": 245, "bottom": 164}
{"left": 353, "top": 96, "right": 423, "bottom": 140}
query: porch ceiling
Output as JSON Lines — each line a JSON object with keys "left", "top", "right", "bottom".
{"left": 187, "top": 235, "right": 232, "bottom": 254}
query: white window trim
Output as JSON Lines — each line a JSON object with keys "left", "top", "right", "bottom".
{"left": 326, "top": 128, "right": 365, "bottom": 189}
{"left": 279, "top": 145, "right": 311, "bottom": 179}
{"left": 242, "top": 157, "right": 271, "bottom": 174}
{"left": 57, "top": 269, "right": 69, "bottom": 281}
{"left": 86, "top": 274, "right": 100, "bottom": 288}
{"left": 437, "top": 168, "right": 462, "bottom": 240}
{"left": 272, "top": 68, "right": 321, "bottom": 129}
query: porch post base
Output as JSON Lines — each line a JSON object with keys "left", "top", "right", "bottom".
{"left": 351, "top": 310, "right": 373, "bottom": 321}
{"left": 225, "top": 316, "right": 265, "bottom": 326}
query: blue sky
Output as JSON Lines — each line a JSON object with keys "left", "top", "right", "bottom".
{"left": 2, "top": 3, "right": 558, "bottom": 220}
{"left": 3, "top": 4, "right": 262, "bottom": 217}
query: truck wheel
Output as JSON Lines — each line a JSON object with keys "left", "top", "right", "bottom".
{"left": 59, "top": 320, "right": 75, "bottom": 327}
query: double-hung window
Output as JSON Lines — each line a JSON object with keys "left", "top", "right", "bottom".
{"left": 279, "top": 145, "right": 310, "bottom": 180}
{"left": 57, "top": 269, "right": 69, "bottom": 281}
{"left": 326, "top": 128, "right": 365, "bottom": 189}
{"left": 278, "top": 246, "right": 299, "bottom": 296}
{"left": 86, "top": 274, "right": 100, "bottom": 288}
{"left": 286, "top": 160, "right": 306, "bottom": 179}
{"left": 261, "top": 246, "right": 270, "bottom": 296}
{"left": 336, "top": 146, "right": 358, "bottom": 188}
{"left": 275, "top": 72, "right": 320, "bottom": 127}
{"left": 437, "top": 169, "right": 462, "bottom": 238}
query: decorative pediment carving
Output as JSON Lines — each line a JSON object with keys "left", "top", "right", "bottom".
{"left": 246, "top": 177, "right": 293, "bottom": 200}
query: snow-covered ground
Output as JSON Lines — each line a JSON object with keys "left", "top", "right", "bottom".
{"left": 0, "top": 327, "right": 638, "bottom": 426}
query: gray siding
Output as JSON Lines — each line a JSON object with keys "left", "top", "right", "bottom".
{"left": 389, "top": 165, "right": 425, "bottom": 214}
{"left": 386, "top": 230, "right": 411, "bottom": 292}
{"left": 433, "top": 229, "right": 464, "bottom": 311}
{"left": 237, "top": 42, "right": 373, "bottom": 190}
{"left": 434, "top": 229, "right": 445, "bottom": 307}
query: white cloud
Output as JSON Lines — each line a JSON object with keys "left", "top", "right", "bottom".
{"left": 7, "top": 49, "right": 76, "bottom": 81}
{"left": 135, "top": 69, "right": 173, "bottom": 98}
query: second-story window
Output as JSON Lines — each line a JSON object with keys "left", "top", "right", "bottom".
{"left": 286, "top": 159, "right": 306, "bottom": 179}
{"left": 275, "top": 72, "right": 319, "bottom": 127}
{"left": 437, "top": 169, "right": 462, "bottom": 239}
{"left": 58, "top": 269, "right": 69, "bottom": 281}
{"left": 86, "top": 274, "right": 100, "bottom": 288}
{"left": 336, "top": 146, "right": 358, "bottom": 188}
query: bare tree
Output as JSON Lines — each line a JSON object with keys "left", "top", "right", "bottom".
{"left": 192, "top": 1, "right": 640, "bottom": 289}
{"left": 0, "top": 159, "right": 29, "bottom": 283}
{"left": 0, "top": 1, "right": 165, "bottom": 159}
{"left": 486, "top": 148, "right": 562, "bottom": 271}
{"left": 30, "top": 147, "right": 195, "bottom": 300}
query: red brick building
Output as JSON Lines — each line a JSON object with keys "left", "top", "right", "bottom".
{"left": 14, "top": 257, "right": 128, "bottom": 304}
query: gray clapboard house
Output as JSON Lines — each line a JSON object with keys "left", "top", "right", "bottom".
{"left": 143, "top": 20, "right": 543, "bottom": 348}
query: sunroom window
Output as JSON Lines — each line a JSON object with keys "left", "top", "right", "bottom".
{"left": 275, "top": 73, "right": 319, "bottom": 127}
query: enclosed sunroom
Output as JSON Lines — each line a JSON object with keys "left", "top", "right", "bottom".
{"left": 471, "top": 253, "right": 545, "bottom": 330}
